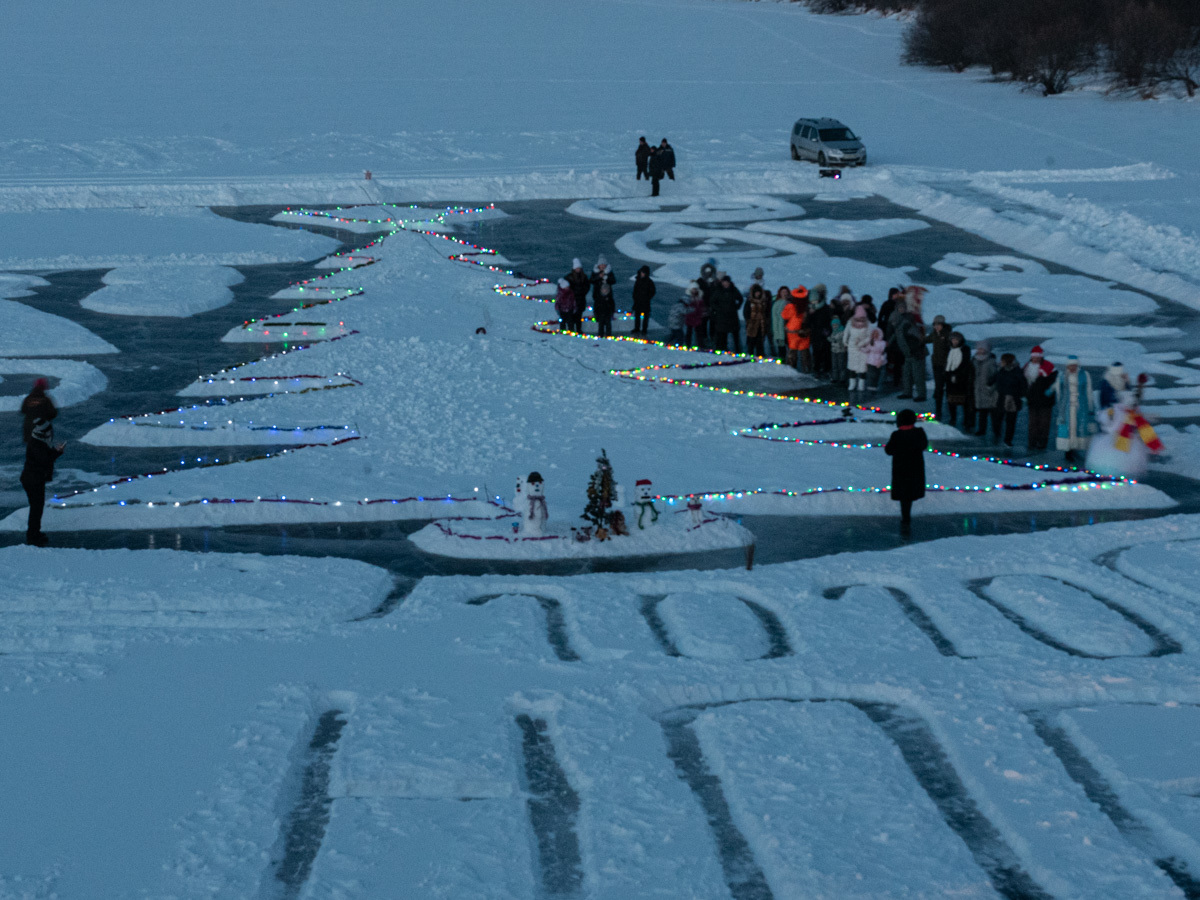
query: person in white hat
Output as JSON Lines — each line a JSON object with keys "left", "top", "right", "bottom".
{"left": 1052, "top": 354, "right": 1096, "bottom": 463}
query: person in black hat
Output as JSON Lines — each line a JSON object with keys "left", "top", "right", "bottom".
{"left": 19, "top": 380, "right": 66, "bottom": 547}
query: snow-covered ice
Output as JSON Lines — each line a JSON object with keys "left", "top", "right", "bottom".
{"left": 80, "top": 264, "right": 244, "bottom": 318}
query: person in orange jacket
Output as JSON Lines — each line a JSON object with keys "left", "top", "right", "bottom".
{"left": 782, "top": 286, "right": 811, "bottom": 372}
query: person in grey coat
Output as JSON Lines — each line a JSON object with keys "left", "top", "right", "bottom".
{"left": 971, "top": 341, "right": 1001, "bottom": 441}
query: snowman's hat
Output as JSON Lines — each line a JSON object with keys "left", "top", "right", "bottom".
{"left": 636, "top": 479, "right": 652, "bottom": 486}
{"left": 527, "top": 471, "right": 543, "bottom": 483}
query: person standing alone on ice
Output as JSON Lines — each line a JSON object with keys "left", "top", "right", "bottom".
{"left": 635, "top": 137, "right": 651, "bottom": 181}
{"left": 19, "top": 379, "right": 65, "bottom": 547}
{"left": 1054, "top": 354, "right": 1096, "bottom": 464}
{"left": 885, "top": 408, "right": 927, "bottom": 536}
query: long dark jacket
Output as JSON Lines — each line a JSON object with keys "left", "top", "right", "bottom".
{"left": 632, "top": 273, "right": 656, "bottom": 313}
{"left": 635, "top": 142, "right": 651, "bottom": 166}
{"left": 993, "top": 365, "right": 1026, "bottom": 411}
{"left": 565, "top": 269, "right": 590, "bottom": 308}
{"left": 884, "top": 427, "right": 928, "bottom": 502}
{"left": 926, "top": 326, "right": 953, "bottom": 368}
{"left": 21, "top": 394, "right": 57, "bottom": 445}
{"left": 1027, "top": 369, "right": 1058, "bottom": 410}
{"left": 709, "top": 282, "right": 744, "bottom": 330}
{"left": 659, "top": 144, "right": 676, "bottom": 170}
{"left": 22, "top": 436, "right": 62, "bottom": 484}
{"left": 647, "top": 150, "right": 665, "bottom": 179}
{"left": 593, "top": 289, "right": 615, "bottom": 322}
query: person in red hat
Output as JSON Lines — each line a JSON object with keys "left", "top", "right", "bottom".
{"left": 1023, "top": 346, "right": 1057, "bottom": 451}
{"left": 19, "top": 378, "right": 65, "bottom": 547}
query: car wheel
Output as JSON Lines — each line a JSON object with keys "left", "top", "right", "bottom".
{"left": 791, "top": 144, "right": 800, "bottom": 161}
{"left": 817, "top": 152, "right": 826, "bottom": 166}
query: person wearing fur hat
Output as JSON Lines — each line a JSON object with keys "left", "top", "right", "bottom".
{"left": 808, "top": 283, "right": 833, "bottom": 378}
{"left": 668, "top": 285, "right": 694, "bottom": 344}
{"left": 926, "top": 314, "right": 953, "bottom": 419}
{"left": 1024, "top": 346, "right": 1057, "bottom": 451}
{"left": 564, "top": 259, "right": 590, "bottom": 333}
{"left": 1099, "top": 362, "right": 1130, "bottom": 411}
{"left": 631, "top": 265, "right": 655, "bottom": 335}
{"left": 743, "top": 283, "right": 770, "bottom": 357}
{"left": 845, "top": 304, "right": 873, "bottom": 392}
{"left": 971, "top": 341, "right": 1000, "bottom": 441}
{"left": 885, "top": 408, "right": 928, "bottom": 535}
{"left": 771, "top": 286, "right": 790, "bottom": 360}
{"left": 20, "top": 380, "right": 65, "bottom": 547}
{"left": 1053, "top": 355, "right": 1096, "bottom": 463}
{"left": 782, "top": 286, "right": 811, "bottom": 372}
{"left": 943, "top": 331, "right": 973, "bottom": 427}
{"left": 865, "top": 325, "right": 888, "bottom": 390}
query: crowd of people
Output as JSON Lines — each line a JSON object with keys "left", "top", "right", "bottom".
{"left": 553, "top": 257, "right": 1157, "bottom": 466}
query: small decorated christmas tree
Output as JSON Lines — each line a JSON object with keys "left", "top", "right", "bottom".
{"left": 581, "top": 448, "right": 617, "bottom": 540}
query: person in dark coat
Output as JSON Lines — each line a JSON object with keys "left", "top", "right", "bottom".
{"left": 590, "top": 256, "right": 616, "bottom": 319}
{"left": 709, "top": 272, "right": 744, "bottom": 353}
{"left": 631, "top": 265, "right": 655, "bottom": 335}
{"left": 878, "top": 287, "right": 903, "bottom": 386}
{"left": 658, "top": 139, "right": 676, "bottom": 179}
{"left": 564, "top": 259, "right": 590, "bottom": 333}
{"left": 20, "top": 407, "right": 65, "bottom": 547}
{"left": 926, "top": 315, "right": 953, "bottom": 419}
{"left": 635, "top": 137, "right": 651, "bottom": 181}
{"left": 1024, "top": 346, "right": 1057, "bottom": 451}
{"left": 942, "top": 331, "right": 972, "bottom": 427}
{"left": 884, "top": 408, "right": 927, "bottom": 534}
{"left": 647, "top": 147, "right": 665, "bottom": 197}
{"left": 807, "top": 284, "right": 833, "bottom": 377}
{"left": 593, "top": 281, "right": 616, "bottom": 337}
{"left": 992, "top": 352, "right": 1026, "bottom": 448}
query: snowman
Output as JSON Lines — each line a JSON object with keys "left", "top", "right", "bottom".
{"left": 686, "top": 497, "right": 705, "bottom": 526}
{"left": 632, "top": 479, "right": 660, "bottom": 529}
{"left": 516, "top": 471, "right": 549, "bottom": 536}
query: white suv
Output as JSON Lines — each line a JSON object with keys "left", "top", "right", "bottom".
{"left": 790, "top": 118, "right": 866, "bottom": 166}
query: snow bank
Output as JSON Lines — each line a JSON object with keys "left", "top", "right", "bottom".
{"left": 409, "top": 513, "right": 754, "bottom": 561}
{"left": 80, "top": 264, "right": 244, "bottom": 317}
{"left": 0, "top": 545, "right": 392, "bottom": 627}
{"left": 0, "top": 298, "right": 117, "bottom": 356}
{"left": 0, "top": 273, "right": 50, "bottom": 299}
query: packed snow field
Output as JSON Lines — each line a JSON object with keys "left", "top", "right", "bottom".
{"left": 4, "top": 0, "right": 1200, "bottom": 897}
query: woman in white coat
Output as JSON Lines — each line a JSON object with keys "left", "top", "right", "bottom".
{"left": 845, "top": 305, "right": 873, "bottom": 392}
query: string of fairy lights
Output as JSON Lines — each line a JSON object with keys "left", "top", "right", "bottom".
{"left": 51, "top": 202, "right": 1138, "bottom": 519}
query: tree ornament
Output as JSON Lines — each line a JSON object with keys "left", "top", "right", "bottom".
{"left": 582, "top": 449, "right": 618, "bottom": 540}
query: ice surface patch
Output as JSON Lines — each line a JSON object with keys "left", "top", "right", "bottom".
{"left": 747, "top": 217, "right": 929, "bottom": 242}
{"left": 80, "top": 264, "right": 244, "bottom": 317}
{"left": 656, "top": 593, "right": 770, "bottom": 661}
{"left": 0, "top": 298, "right": 117, "bottom": 356}
{"left": 568, "top": 196, "right": 804, "bottom": 224}
{"left": 0, "top": 272, "right": 50, "bottom": 299}
{"left": 0, "top": 358, "right": 107, "bottom": 411}
{"left": 933, "top": 253, "right": 1157, "bottom": 315}
{"left": 0, "top": 207, "right": 337, "bottom": 269}
{"left": 983, "top": 575, "right": 1157, "bottom": 658}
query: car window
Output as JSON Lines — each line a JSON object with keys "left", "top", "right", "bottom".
{"left": 802, "top": 126, "right": 814, "bottom": 140}
{"left": 818, "top": 127, "right": 857, "bottom": 142}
